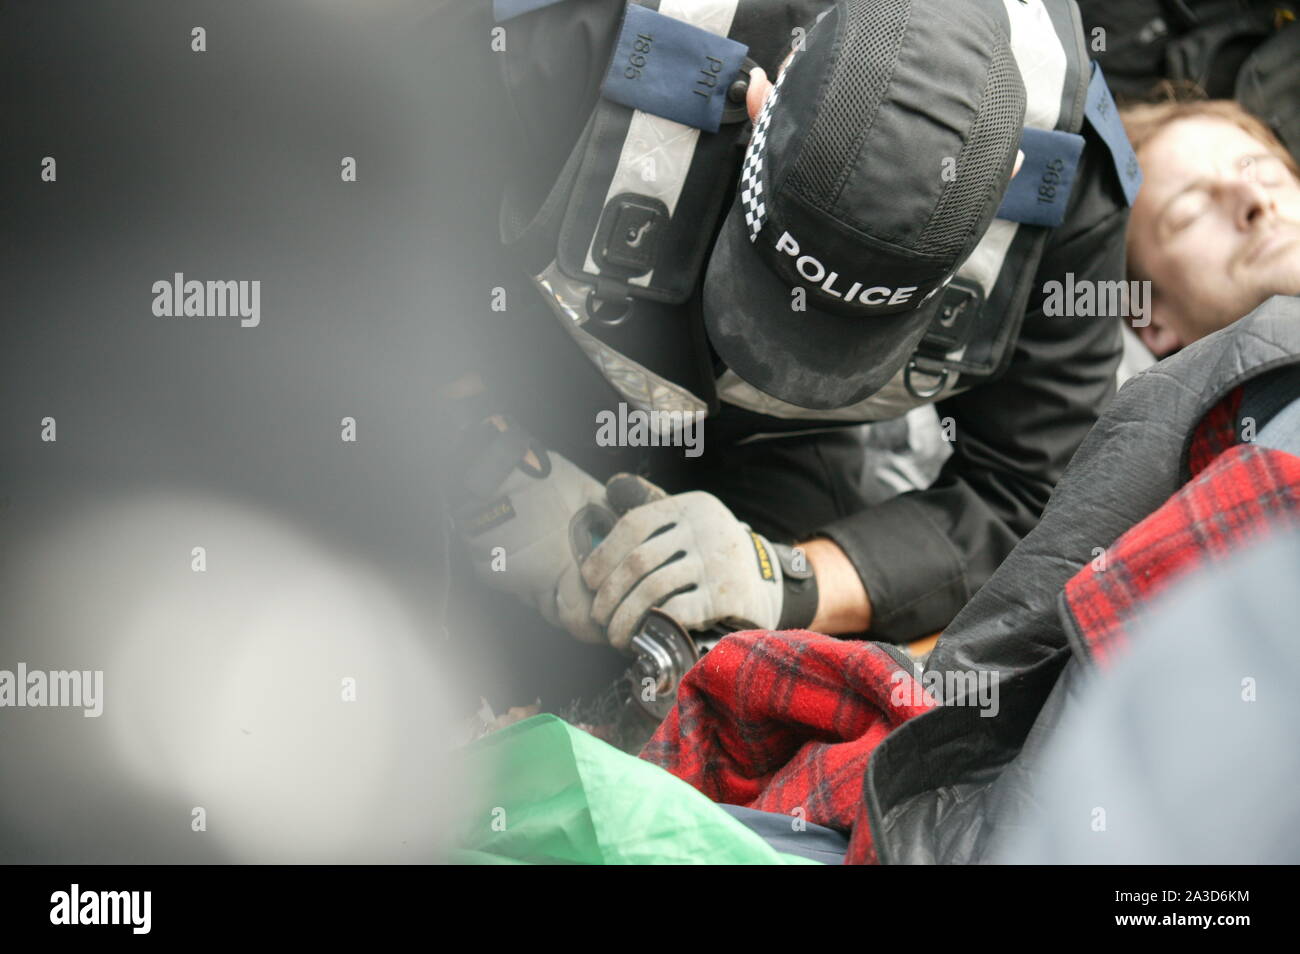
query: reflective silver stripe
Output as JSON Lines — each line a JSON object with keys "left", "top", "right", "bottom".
{"left": 957, "top": 0, "right": 1069, "bottom": 302}
{"left": 581, "top": 0, "right": 742, "bottom": 288}
{"left": 533, "top": 262, "right": 708, "bottom": 417}
{"left": 716, "top": 367, "right": 929, "bottom": 423}
{"left": 535, "top": 2, "right": 741, "bottom": 418}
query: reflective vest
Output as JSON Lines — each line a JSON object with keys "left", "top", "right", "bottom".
{"left": 499, "top": 0, "right": 1108, "bottom": 425}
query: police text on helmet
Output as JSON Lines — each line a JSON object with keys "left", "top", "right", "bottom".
{"left": 775, "top": 232, "right": 917, "bottom": 307}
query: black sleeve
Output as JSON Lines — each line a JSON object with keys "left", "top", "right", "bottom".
{"left": 818, "top": 130, "right": 1129, "bottom": 640}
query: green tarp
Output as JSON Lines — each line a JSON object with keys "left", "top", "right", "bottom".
{"left": 453, "top": 714, "right": 819, "bottom": 864}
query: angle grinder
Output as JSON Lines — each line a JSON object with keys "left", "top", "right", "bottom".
{"left": 570, "top": 500, "right": 736, "bottom": 737}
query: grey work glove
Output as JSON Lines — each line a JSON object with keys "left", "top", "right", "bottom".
{"left": 581, "top": 474, "right": 785, "bottom": 650}
{"left": 453, "top": 418, "right": 612, "bottom": 644}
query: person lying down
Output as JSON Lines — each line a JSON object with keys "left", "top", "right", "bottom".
{"left": 1121, "top": 98, "right": 1300, "bottom": 363}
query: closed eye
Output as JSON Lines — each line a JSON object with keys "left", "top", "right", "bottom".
{"left": 1164, "top": 189, "right": 1210, "bottom": 233}
{"left": 1244, "top": 154, "right": 1292, "bottom": 189}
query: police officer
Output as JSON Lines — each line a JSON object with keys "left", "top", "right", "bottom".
{"left": 445, "top": 0, "right": 1134, "bottom": 702}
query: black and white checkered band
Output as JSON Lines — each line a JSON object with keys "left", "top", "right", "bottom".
{"left": 740, "top": 57, "right": 793, "bottom": 243}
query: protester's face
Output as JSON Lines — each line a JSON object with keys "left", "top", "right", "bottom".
{"left": 1129, "top": 117, "right": 1300, "bottom": 353}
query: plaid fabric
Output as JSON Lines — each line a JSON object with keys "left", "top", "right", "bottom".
{"left": 1066, "top": 440, "right": 1300, "bottom": 668}
{"left": 1187, "top": 385, "right": 1242, "bottom": 478}
{"left": 640, "top": 393, "right": 1297, "bottom": 863}
{"left": 640, "top": 629, "right": 938, "bottom": 865}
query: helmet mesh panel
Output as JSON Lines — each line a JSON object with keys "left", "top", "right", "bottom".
{"left": 786, "top": 0, "right": 912, "bottom": 204}
{"left": 917, "top": 41, "right": 1024, "bottom": 256}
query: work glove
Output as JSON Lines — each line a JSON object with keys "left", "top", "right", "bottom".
{"left": 452, "top": 416, "right": 613, "bottom": 644}
{"left": 581, "top": 474, "right": 787, "bottom": 650}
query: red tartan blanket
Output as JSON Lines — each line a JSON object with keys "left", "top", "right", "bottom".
{"left": 639, "top": 630, "right": 937, "bottom": 864}
{"left": 642, "top": 388, "right": 1300, "bottom": 865}
{"left": 1065, "top": 441, "right": 1300, "bottom": 668}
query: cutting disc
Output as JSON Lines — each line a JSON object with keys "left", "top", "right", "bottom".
{"left": 628, "top": 609, "right": 700, "bottom": 721}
